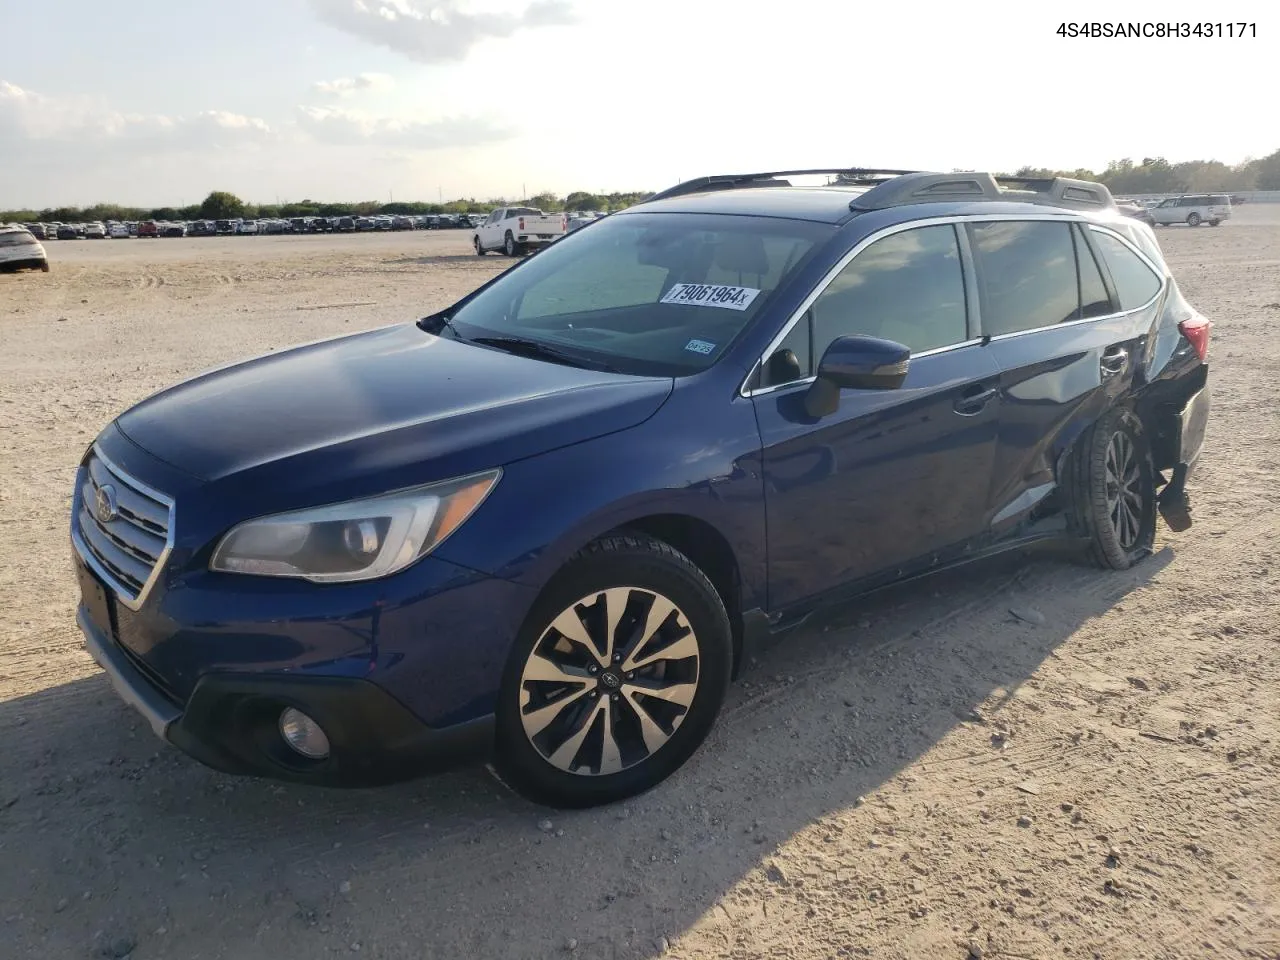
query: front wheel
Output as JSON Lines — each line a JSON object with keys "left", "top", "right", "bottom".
{"left": 491, "top": 535, "right": 732, "bottom": 808}
{"left": 474, "top": 236, "right": 486, "bottom": 255}
{"left": 1187, "top": 212, "right": 1202, "bottom": 227}
{"left": 1069, "top": 408, "right": 1156, "bottom": 570}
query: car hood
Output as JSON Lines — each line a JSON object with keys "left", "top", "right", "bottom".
{"left": 115, "top": 323, "right": 673, "bottom": 491}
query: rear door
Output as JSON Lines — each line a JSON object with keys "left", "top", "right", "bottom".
{"left": 751, "top": 222, "right": 1003, "bottom": 611}
{"left": 974, "top": 218, "right": 1167, "bottom": 535}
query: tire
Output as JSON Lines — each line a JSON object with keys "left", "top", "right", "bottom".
{"left": 1209, "top": 219, "right": 1220, "bottom": 227}
{"left": 503, "top": 231, "right": 518, "bottom": 257}
{"left": 40, "top": 262, "right": 50, "bottom": 273}
{"left": 491, "top": 535, "right": 733, "bottom": 808}
{"left": 1068, "top": 408, "right": 1157, "bottom": 570}
{"left": 1187, "top": 212, "right": 1201, "bottom": 227}
{"left": 474, "top": 236, "right": 486, "bottom": 255}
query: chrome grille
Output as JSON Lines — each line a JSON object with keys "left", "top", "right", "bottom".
{"left": 73, "top": 449, "right": 174, "bottom": 609}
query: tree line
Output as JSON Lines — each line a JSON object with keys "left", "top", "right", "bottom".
{"left": 1008, "top": 150, "right": 1280, "bottom": 195}
{"left": 0, "top": 189, "right": 655, "bottom": 225}
{"left": 5, "top": 150, "right": 1279, "bottom": 223}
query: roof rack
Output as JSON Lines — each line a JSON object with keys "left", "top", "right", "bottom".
{"left": 848, "top": 172, "right": 1114, "bottom": 211}
{"left": 643, "top": 168, "right": 919, "bottom": 204}
{"left": 642, "top": 168, "right": 1114, "bottom": 212}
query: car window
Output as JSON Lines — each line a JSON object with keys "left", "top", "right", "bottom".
{"left": 1074, "top": 225, "right": 1113, "bottom": 319}
{"left": 970, "top": 221, "right": 1079, "bottom": 335}
{"left": 809, "top": 224, "right": 968, "bottom": 357}
{"left": 1089, "top": 229, "right": 1162, "bottom": 310}
{"left": 1158, "top": 199, "right": 1176, "bottom": 208}
{"left": 448, "top": 212, "right": 830, "bottom": 376}
{"left": 1209, "top": 195, "right": 1229, "bottom": 205}
{"left": 507, "top": 207, "right": 540, "bottom": 218}
{"left": 0, "top": 231, "right": 37, "bottom": 247}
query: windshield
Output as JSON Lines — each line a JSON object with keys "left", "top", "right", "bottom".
{"left": 446, "top": 212, "right": 831, "bottom": 376}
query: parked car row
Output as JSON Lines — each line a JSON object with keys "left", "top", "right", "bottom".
{"left": 19, "top": 211, "right": 614, "bottom": 243}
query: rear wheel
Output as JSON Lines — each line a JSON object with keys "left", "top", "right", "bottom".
{"left": 504, "top": 231, "right": 518, "bottom": 257}
{"left": 1209, "top": 219, "right": 1220, "bottom": 227}
{"left": 1069, "top": 408, "right": 1156, "bottom": 570}
{"left": 40, "top": 262, "right": 50, "bottom": 273}
{"left": 491, "top": 535, "right": 732, "bottom": 808}
{"left": 1187, "top": 212, "right": 1202, "bottom": 227}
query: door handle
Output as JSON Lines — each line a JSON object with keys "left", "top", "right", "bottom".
{"left": 1101, "top": 347, "right": 1129, "bottom": 377}
{"left": 953, "top": 384, "right": 999, "bottom": 416}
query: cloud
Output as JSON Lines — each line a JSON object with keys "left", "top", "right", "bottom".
{"left": 306, "top": 0, "right": 575, "bottom": 63}
{"left": 0, "top": 80, "right": 272, "bottom": 146}
{"left": 313, "top": 72, "right": 396, "bottom": 97}
{"left": 297, "top": 104, "right": 511, "bottom": 148}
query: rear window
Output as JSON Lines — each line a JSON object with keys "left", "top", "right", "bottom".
{"left": 1209, "top": 195, "right": 1230, "bottom": 205}
{"left": 447, "top": 212, "right": 831, "bottom": 376}
{"left": 1090, "top": 228, "right": 1163, "bottom": 311}
{"left": 0, "top": 231, "right": 36, "bottom": 247}
{"left": 507, "top": 207, "right": 541, "bottom": 218}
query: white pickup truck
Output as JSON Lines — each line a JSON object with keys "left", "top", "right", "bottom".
{"left": 473, "top": 206, "right": 566, "bottom": 256}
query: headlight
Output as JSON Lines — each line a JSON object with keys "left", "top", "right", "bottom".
{"left": 209, "top": 470, "right": 500, "bottom": 583}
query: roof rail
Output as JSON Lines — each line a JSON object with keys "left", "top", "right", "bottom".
{"left": 642, "top": 168, "right": 1115, "bottom": 213}
{"left": 848, "top": 172, "right": 1114, "bottom": 211}
{"left": 643, "top": 168, "right": 920, "bottom": 204}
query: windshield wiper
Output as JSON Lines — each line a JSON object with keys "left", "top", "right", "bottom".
{"left": 468, "top": 336, "right": 619, "bottom": 372}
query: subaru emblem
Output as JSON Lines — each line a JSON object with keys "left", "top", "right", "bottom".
{"left": 95, "top": 484, "right": 118, "bottom": 524}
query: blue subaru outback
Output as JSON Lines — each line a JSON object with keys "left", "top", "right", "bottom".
{"left": 72, "top": 169, "right": 1211, "bottom": 808}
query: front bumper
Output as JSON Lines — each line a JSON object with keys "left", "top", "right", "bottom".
{"left": 77, "top": 606, "right": 494, "bottom": 786}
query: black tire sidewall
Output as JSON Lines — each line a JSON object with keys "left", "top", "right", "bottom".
{"left": 504, "top": 232, "right": 515, "bottom": 256}
{"left": 1187, "top": 213, "right": 1201, "bottom": 226}
{"left": 1076, "top": 408, "right": 1157, "bottom": 569}
{"left": 492, "top": 537, "right": 732, "bottom": 809}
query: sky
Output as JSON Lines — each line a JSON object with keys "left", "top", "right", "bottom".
{"left": 1, "top": 0, "right": 1276, "bottom": 208}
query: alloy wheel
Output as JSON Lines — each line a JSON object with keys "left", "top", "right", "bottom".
{"left": 1104, "top": 430, "right": 1144, "bottom": 549}
{"left": 518, "top": 587, "right": 700, "bottom": 776}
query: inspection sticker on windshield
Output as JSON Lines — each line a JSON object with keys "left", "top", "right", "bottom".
{"left": 684, "top": 339, "right": 717, "bottom": 355}
{"left": 661, "top": 283, "right": 761, "bottom": 311}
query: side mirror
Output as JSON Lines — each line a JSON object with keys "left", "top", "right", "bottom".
{"left": 804, "top": 335, "right": 910, "bottom": 418}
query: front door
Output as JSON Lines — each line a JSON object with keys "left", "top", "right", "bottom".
{"left": 480, "top": 209, "right": 504, "bottom": 248}
{"left": 750, "top": 222, "right": 1002, "bottom": 611}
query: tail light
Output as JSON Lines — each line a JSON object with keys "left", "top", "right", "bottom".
{"left": 1178, "top": 316, "right": 1211, "bottom": 362}
{"left": 518, "top": 217, "right": 525, "bottom": 231}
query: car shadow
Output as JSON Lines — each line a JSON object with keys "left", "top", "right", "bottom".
{"left": 0, "top": 544, "right": 1173, "bottom": 959}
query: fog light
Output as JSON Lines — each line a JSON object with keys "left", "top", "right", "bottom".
{"left": 279, "top": 707, "right": 330, "bottom": 760}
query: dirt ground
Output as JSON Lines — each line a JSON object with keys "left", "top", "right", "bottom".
{"left": 1, "top": 210, "right": 1278, "bottom": 960}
